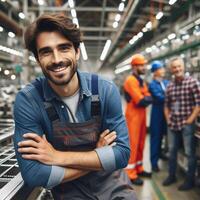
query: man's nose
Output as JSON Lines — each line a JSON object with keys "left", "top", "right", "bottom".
{"left": 52, "top": 50, "right": 62, "bottom": 63}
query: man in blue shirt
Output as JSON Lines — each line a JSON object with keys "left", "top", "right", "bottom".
{"left": 149, "top": 60, "right": 169, "bottom": 172}
{"left": 13, "top": 13, "right": 137, "bottom": 199}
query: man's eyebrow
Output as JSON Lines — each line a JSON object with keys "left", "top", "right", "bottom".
{"left": 58, "top": 43, "right": 73, "bottom": 48}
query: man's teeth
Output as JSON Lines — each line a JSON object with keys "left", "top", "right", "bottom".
{"left": 52, "top": 66, "right": 66, "bottom": 72}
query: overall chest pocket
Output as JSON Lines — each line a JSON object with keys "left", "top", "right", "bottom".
{"left": 52, "top": 118, "right": 101, "bottom": 150}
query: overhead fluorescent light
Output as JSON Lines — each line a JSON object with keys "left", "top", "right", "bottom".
{"left": 38, "top": 0, "right": 44, "bottom": 5}
{"left": 145, "top": 47, "right": 152, "bottom": 53}
{"left": 162, "top": 38, "right": 169, "bottom": 44}
{"left": 0, "top": 26, "right": 3, "bottom": 32}
{"left": 71, "top": 9, "right": 77, "bottom": 18}
{"left": 115, "top": 65, "right": 131, "bottom": 74}
{"left": 145, "top": 21, "right": 152, "bottom": 30}
{"left": 115, "top": 14, "right": 121, "bottom": 22}
{"left": 11, "top": 75, "right": 16, "bottom": 80}
{"left": 142, "top": 27, "right": 148, "bottom": 32}
{"left": 19, "top": 12, "right": 25, "bottom": 19}
{"left": 80, "top": 42, "right": 88, "bottom": 61}
{"left": 169, "top": 0, "right": 177, "bottom": 5}
{"left": 8, "top": 32, "right": 15, "bottom": 38}
{"left": 129, "top": 35, "right": 139, "bottom": 45}
{"left": 100, "top": 40, "right": 111, "bottom": 61}
{"left": 112, "top": 21, "right": 118, "bottom": 28}
{"left": 72, "top": 18, "right": 79, "bottom": 27}
{"left": 168, "top": 33, "right": 176, "bottom": 40}
{"left": 137, "top": 32, "right": 143, "bottom": 38}
{"left": 156, "top": 12, "right": 163, "bottom": 20}
{"left": 118, "top": 3, "right": 125, "bottom": 12}
{"left": 156, "top": 41, "right": 162, "bottom": 46}
{"left": 68, "top": 0, "right": 74, "bottom": 8}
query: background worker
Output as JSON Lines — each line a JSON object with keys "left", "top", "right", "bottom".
{"left": 163, "top": 57, "right": 200, "bottom": 191}
{"left": 124, "top": 54, "right": 152, "bottom": 185}
{"left": 149, "top": 60, "right": 169, "bottom": 172}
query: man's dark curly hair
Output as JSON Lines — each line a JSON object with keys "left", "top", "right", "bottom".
{"left": 24, "top": 13, "right": 82, "bottom": 60}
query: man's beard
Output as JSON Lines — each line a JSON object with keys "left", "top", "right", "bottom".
{"left": 42, "top": 59, "right": 77, "bottom": 86}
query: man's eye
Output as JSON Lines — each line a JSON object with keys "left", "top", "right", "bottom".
{"left": 40, "top": 50, "right": 51, "bottom": 56}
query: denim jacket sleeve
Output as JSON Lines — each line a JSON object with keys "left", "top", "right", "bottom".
{"left": 13, "top": 89, "right": 52, "bottom": 188}
{"left": 100, "top": 81, "right": 130, "bottom": 169}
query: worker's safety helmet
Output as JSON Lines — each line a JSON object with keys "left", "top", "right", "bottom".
{"left": 131, "top": 54, "right": 147, "bottom": 66}
{"left": 151, "top": 60, "right": 164, "bottom": 72}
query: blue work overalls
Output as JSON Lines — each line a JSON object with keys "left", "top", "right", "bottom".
{"left": 149, "top": 79, "right": 169, "bottom": 169}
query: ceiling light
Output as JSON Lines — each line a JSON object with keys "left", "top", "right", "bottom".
{"left": 115, "top": 14, "right": 121, "bottom": 22}
{"left": 100, "top": 40, "right": 111, "bottom": 61}
{"left": 68, "top": 0, "right": 74, "bottom": 8}
{"left": 1, "top": 0, "right": 6, "bottom": 2}
{"left": 72, "top": 18, "right": 79, "bottom": 27}
{"left": 156, "top": 12, "right": 163, "bottom": 20}
{"left": 142, "top": 27, "right": 147, "bottom": 32}
{"left": 118, "top": 3, "right": 125, "bottom": 12}
{"left": 145, "top": 21, "right": 152, "bottom": 30}
{"left": 0, "top": 26, "right": 3, "bottom": 32}
{"left": 137, "top": 32, "right": 143, "bottom": 38}
{"left": 38, "top": 0, "right": 44, "bottom": 5}
{"left": 19, "top": 12, "right": 25, "bottom": 19}
{"left": 156, "top": 41, "right": 162, "bottom": 46}
{"left": 71, "top": 9, "right": 76, "bottom": 18}
{"left": 112, "top": 21, "right": 118, "bottom": 28}
{"left": 145, "top": 47, "right": 152, "bottom": 53}
{"left": 4, "top": 70, "right": 10, "bottom": 75}
{"left": 129, "top": 38, "right": 135, "bottom": 45}
{"left": 168, "top": 33, "right": 176, "bottom": 40}
{"left": 80, "top": 42, "right": 88, "bottom": 60}
{"left": 162, "top": 38, "right": 168, "bottom": 44}
{"left": 115, "top": 65, "right": 131, "bottom": 74}
{"left": 11, "top": 75, "right": 16, "bottom": 80}
{"left": 169, "top": 0, "right": 177, "bottom": 5}
{"left": 8, "top": 32, "right": 15, "bottom": 38}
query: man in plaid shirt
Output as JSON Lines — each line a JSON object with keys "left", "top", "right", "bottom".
{"left": 163, "top": 57, "right": 200, "bottom": 191}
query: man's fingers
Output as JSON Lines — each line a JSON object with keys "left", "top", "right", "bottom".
{"left": 18, "top": 147, "right": 39, "bottom": 154}
{"left": 22, "top": 154, "right": 42, "bottom": 160}
{"left": 105, "top": 133, "right": 117, "bottom": 145}
{"left": 23, "top": 133, "right": 42, "bottom": 143}
{"left": 104, "top": 131, "right": 116, "bottom": 140}
{"left": 100, "top": 129, "right": 110, "bottom": 138}
{"left": 18, "top": 140, "right": 39, "bottom": 148}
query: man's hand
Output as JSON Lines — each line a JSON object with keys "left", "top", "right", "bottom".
{"left": 18, "top": 129, "right": 117, "bottom": 165}
{"left": 18, "top": 133, "right": 60, "bottom": 165}
{"left": 96, "top": 129, "right": 117, "bottom": 148}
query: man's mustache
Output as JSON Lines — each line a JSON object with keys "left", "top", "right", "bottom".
{"left": 47, "top": 60, "right": 72, "bottom": 70}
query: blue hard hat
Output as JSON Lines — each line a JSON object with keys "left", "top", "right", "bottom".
{"left": 151, "top": 60, "right": 164, "bottom": 72}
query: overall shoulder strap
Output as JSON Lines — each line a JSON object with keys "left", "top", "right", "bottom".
{"left": 31, "top": 80, "right": 59, "bottom": 122}
{"left": 91, "top": 74, "right": 101, "bottom": 117}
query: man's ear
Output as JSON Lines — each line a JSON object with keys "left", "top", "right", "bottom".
{"left": 76, "top": 48, "right": 80, "bottom": 61}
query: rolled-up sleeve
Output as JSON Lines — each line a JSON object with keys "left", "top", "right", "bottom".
{"left": 95, "top": 146, "right": 116, "bottom": 171}
{"left": 46, "top": 166, "right": 65, "bottom": 189}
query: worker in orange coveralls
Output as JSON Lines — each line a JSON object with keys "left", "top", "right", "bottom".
{"left": 124, "top": 54, "right": 152, "bottom": 185}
